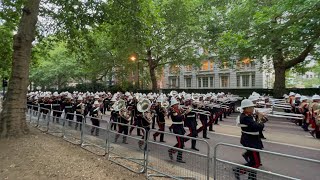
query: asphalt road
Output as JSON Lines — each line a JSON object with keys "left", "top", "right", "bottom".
{"left": 27, "top": 110, "right": 320, "bottom": 180}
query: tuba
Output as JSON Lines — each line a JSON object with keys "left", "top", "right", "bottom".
{"left": 137, "top": 98, "right": 153, "bottom": 123}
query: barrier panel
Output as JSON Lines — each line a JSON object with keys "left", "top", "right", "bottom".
{"left": 62, "top": 113, "right": 84, "bottom": 145}
{"left": 47, "top": 110, "right": 65, "bottom": 137}
{"left": 26, "top": 105, "right": 34, "bottom": 123}
{"left": 81, "top": 116, "right": 108, "bottom": 156}
{"left": 28, "top": 105, "right": 40, "bottom": 126}
{"left": 213, "top": 143, "right": 320, "bottom": 180}
{"left": 107, "top": 122, "right": 147, "bottom": 174}
{"left": 37, "top": 107, "right": 51, "bottom": 132}
{"left": 146, "top": 129, "right": 211, "bottom": 180}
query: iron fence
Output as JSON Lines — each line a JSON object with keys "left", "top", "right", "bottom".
{"left": 24, "top": 106, "right": 320, "bottom": 180}
{"left": 107, "top": 122, "right": 147, "bottom": 174}
{"left": 146, "top": 129, "right": 211, "bottom": 180}
{"left": 81, "top": 116, "right": 108, "bottom": 156}
{"left": 213, "top": 143, "right": 320, "bottom": 180}
{"left": 62, "top": 113, "right": 84, "bottom": 145}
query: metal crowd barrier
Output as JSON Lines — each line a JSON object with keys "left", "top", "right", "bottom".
{"left": 146, "top": 129, "right": 211, "bottom": 180}
{"left": 107, "top": 122, "right": 147, "bottom": 174}
{"left": 213, "top": 143, "right": 320, "bottom": 180}
{"left": 24, "top": 105, "right": 320, "bottom": 180}
{"left": 62, "top": 113, "right": 84, "bottom": 145}
{"left": 47, "top": 110, "right": 65, "bottom": 137}
{"left": 37, "top": 107, "right": 51, "bottom": 132}
{"left": 81, "top": 116, "right": 108, "bottom": 156}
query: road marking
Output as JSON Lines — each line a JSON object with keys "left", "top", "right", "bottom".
{"left": 209, "top": 131, "right": 320, "bottom": 152}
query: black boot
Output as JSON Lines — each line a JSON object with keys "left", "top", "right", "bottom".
{"left": 176, "top": 151, "right": 185, "bottom": 163}
{"left": 114, "top": 134, "right": 120, "bottom": 143}
{"left": 122, "top": 136, "right": 128, "bottom": 144}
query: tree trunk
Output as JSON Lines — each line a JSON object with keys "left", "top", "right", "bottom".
{"left": 0, "top": 0, "right": 41, "bottom": 138}
{"left": 147, "top": 49, "right": 158, "bottom": 92}
{"left": 273, "top": 63, "right": 286, "bottom": 98}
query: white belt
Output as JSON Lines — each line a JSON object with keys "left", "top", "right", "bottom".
{"left": 52, "top": 104, "right": 60, "bottom": 106}
{"left": 44, "top": 104, "right": 51, "bottom": 106}
{"left": 172, "top": 122, "right": 183, "bottom": 125}
{"left": 187, "top": 115, "right": 196, "bottom": 118}
{"left": 65, "top": 106, "right": 73, "bottom": 108}
{"left": 241, "top": 131, "right": 259, "bottom": 135}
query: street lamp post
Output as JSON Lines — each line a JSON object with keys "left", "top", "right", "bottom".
{"left": 130, "top": 55, "right": 139, "bottom": 89}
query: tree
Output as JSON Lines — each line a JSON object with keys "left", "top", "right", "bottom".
{"left": 207, "top": 0, "right": 320, "bottom": 97}
{"left": 107, "top": 0, "right": 208, "bottom": 91}
{"left": 0, "top": 0, "right": 41, "bottom": 138}
{"left": 30, "top": 41, "right": 82, "bottom": 90}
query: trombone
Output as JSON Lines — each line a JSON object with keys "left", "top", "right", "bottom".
{"left": 181, "top": 106, "right": 211, "bottom": 116}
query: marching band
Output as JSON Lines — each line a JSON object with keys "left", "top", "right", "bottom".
{"left": 26, "top": 90, "right": 320, "bottom": 165}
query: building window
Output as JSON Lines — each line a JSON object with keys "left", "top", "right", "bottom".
{"left": 210, "top": 76, "right": 214, "bottom": 87}
{"left": 170, "top": 65, "right": 179, "bottom": 74}
{"left": 209, "top": 60, "right": 214, "bottom": 71}
{"left": 201, "top": 60, "right": 209, "bottom": 71}
{"left": 242, "top": 75, "right": 250, "bottom": 87}
{"left": 203, "top": 77, "right": 208, "bottom": 87}
{"left": 237, "top": 75, "right": 240, "bottom": 87}
{"left": 220, "top": 75, "right": 229, "bottom": 87}
{"left": 252, "top": 74, "right": 255, "bottom": 87}
{"left": 251, "top": 61, "right": 255, "bottom": 68}
{"left": 185, "top": 65, "right": 192, "bottom": 72}
{"left": 171, "top": 78, "right": 177, "bottom": 88}
{"left": 306, "top": 75, "right": 309, "bottom": 78}
{"left": 185, "top": 78, "right": 191, "bottom": 88}
{"left": 198, "top": 77, "right": 202, "bottom": 87}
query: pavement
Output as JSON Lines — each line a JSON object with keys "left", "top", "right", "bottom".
{"left": 27, "top": 109, "right": 320, "bottom": 180}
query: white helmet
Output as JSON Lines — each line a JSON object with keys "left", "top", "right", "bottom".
{"left": 125, "top": 92, "right": 130, "bottom": 96}
{"left": 295, "top": 94, "right": 301, "bottom": 98}
{"left": 240, "top": 99, "right": 255, "bottom": 109}
{"left": 300, "top": 96, "right": 308, "bottom": 101}
{"left": 94, "top": 101, "right": 100, "bottom": 105}
{"left": 248, "top": 95, "right": 259, "bottom": 102}
{"left": 77, "top": 96, "right": 83, "bottom": 101}
{"left": 170, "top": 97, "right": 179, "bottom": 106}
{"left": 53, "top": 92, "right": 59, "bottom": 97}
{"left": 289, "top": 92, "right": 295, "bottom": 96}
{"left": 156, "top": 96, "right": 163, "bottom": 103}
{"left": 312, "top": 95, "right": 320, "bottom": 100}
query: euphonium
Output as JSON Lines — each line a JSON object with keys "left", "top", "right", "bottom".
{"left": 137, "top": 98, "right": 153, "bottom": 123}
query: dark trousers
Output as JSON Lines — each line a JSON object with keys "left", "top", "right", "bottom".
{"left": 200, "top": 119, "right": 208, "bottom": 138}
{"left": 129, "top": 118, "right": 142, "bottom": 136}
{"left": 90, "top": 118, "right": 100, "bottom": 136}
{"left": 235, "top": 150, "right": 261, "bottom": 180}
{"left": 111, "top": 117, "right": 117, "bottom": 131}
{"left": 188, "top": 124, "right": 198, "bottom": 149}
{"left": 75, "top": 113, "right": 83, "bottom": 130}
{"left": 153, "top": 122, "right": 165, "bottom": 141}
{"left": 169, "top": 126, "right": 185, "bottom": 160}
{"left": 152, "top": 115, "right": 156, "bottom": 129}
{"left": 139, "top": 126, "right": 150, "bottom": 150}
{"left": 115, "top": 124, "right": 129, "bottom": 143}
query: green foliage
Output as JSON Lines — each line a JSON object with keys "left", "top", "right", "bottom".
{"left": 208, "top": 0, "right": 320, "bottom": 65}
{"left": 0, "top": 26, "right": 13, "bottom": 79}
{"left": 30, "top": 41, "right": 80, "bottom": 89}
